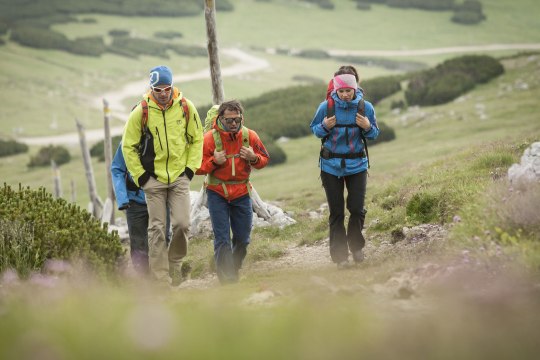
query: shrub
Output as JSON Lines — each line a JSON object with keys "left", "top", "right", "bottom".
{"left": 108, "top": 29, "right": 130, "bottom": 37}
{"left": 69, "top": 36, "right": 106, "bottom": 56}
{"left": 296, "top": 49, "right": 331, "bottom": 59}
{"left": 28, "top": 145, "right": 71, "bottom": 167}
{"left": 259, "top": 132, "right": 287, "bottom": 166}
{"left": 452, "top": 0, "right": 486, "bottom": 25}
{"left": 371, "top": 121, "right": 396, "bottom": 145}
{"left": 0, "top": 22, "right": 7, "bottom": 35}
{"left": 0, "top": 184, "right": 124, "bottom": 279}
{"left": 405, "top": 55, "right": 503, "bottom": 106}
{"left": 406, "top": 192, "right": 439, "bottom": 223}
{"left": 356, "top": 2, "right": 372, "bottom": 10}
{"left": 154, "top": 31, "right": 183, "bottom": 40}
{"left": 362, "top": 76, "right": 402, "bottom": 104}
{"left": 90, "top": 135, "right": 122, "bottom": 162}
{"left": 0, "top": 139, "right": 28, "bottom": 157}
{"left": 10, "top": 26, "right": 69, "bottom": 51}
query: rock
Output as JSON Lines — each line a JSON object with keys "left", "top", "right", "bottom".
{"left": 508, "top": 142, "right": 540, "bottom": 184}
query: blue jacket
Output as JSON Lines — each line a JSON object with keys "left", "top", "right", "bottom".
{"left": 111, "top": 142, "right": 146, "bottom": 209}
{"left": 310, "top": 90, "right": 379, "bottom": 177}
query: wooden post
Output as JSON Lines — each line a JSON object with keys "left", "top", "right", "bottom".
{"left": 51, "top": 160, "right": 62, "bottom": 199}
{"left": 103, "top": 99, "right": 115, "bottom": 225}
{"left": 70, "top": 179, "right": 76, "bottom": 203}
{"left": 204, "top": 0, "right": 225, "bottom": 104}
{"left": 76, "top": 118, "right": 103, "bottom": 218}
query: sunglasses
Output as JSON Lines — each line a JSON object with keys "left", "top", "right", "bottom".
{"left": 152, "top": 85, "right": 172, "bottom": 93}
{"left": 221, "top": 116, "right": 242, "bottom": 125}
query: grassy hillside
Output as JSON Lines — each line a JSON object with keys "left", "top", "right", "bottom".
{"left": 1, "top": 0, "right": 539, "bottom": 138}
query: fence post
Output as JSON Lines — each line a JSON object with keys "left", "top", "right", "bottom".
{"left": 75, "top": 118, "right": 103, "bottom": 218}
{"left": 103, "top": 99, "right": 115, "bottom": 225}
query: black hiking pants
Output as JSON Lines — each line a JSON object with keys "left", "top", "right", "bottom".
{"left": 320, "top": 170, "right": 367, "bottom": 263}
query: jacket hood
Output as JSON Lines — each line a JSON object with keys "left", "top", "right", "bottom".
{"left": 331, "top": 88, "right": 364, "bottom": 109}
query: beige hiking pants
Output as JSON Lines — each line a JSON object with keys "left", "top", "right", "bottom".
{"left": 143, "top": 175, "right": 190, "bottom": 283}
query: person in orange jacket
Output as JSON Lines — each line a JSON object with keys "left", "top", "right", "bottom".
{"left": 196, "top": 99, "right": 270, "bottom": 284}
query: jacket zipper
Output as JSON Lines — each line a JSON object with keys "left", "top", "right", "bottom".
{"left": 155, "top": 127, "right": 163, "bottom": 150}
{"left": 162, "top": 110, "right": 170, "bottom": 184}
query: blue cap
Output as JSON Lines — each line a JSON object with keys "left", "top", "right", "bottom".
{"left": 149, "top": 65, "right": 173, "bottom": 87}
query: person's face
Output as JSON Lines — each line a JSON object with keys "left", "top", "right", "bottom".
{"left": 337, "top": 88, "right": 355, "bottom": 102}
{"left": 152, "top": 84, "right": 173, "bottom": 105}
{"left": 220, "top": 109, "right": 243, "bottom": 132}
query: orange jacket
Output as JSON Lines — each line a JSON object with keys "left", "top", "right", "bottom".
{"left": 196, "top": 123, "right": 269, "bottom": 200}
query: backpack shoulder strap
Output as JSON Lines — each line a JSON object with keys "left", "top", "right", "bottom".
{"left": 241, "top": 126, "right": 250, "bottom": 148}
{"left": 211, "top": 129, "right": 222, "bottom": 152}
{"left": 140, "top": 99, "right": 149, "bottom": 130}
{"left": 357, "top": 98, "right": 365, "bottom": 117}
{"left": 326, "top": 97, "right": 335, "bottom": 118}
{"left": 180, "top": 97, "right": 190, "bottom": 123}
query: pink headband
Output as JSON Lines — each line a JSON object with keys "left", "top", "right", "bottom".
{"left": 333, "top": 74, "right": 357, "bottom": 91}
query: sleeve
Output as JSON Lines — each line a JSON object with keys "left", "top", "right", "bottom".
{"left": 249, "top": 130, "right": 270, "bottom": 170}
{"left": 310, "top": 101, "right": 331, "bottom": 139}
{"left": 196, "top": 132, "right": 219, "bottom": 175}
{"left": 185, "top": 99, "right": 204, "bottom": 173}
{"left": 121, "top": 104, "right": 146, "bottom": 186}
{"left": 363, "top": 101, "right": 380, "bottom": 140}
{"left": 111, "top": 144, "right": 129, "bottom": 209}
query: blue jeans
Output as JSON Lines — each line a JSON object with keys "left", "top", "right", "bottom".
{"left": 207, "top": 190, "right": 252, "bottom": 284}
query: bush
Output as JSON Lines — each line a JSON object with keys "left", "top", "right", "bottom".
{"left": 0, "top": 184, "right": 124, "bottom": 279}
{"left": 90, "top": 136, "right": 122, "bottom": 162}
{"left": 154, "top": 31, "right": 183, "bottom": 40}
{"left": 405, "top": 55, "right": 503, "bottom": 106}
{"left": 296, "top": 49, "right": 331, "bottom": 59}
{"left": 10, "top": 26, "right": 69, "bottom": 51}
{"left": 68, "top": 36, "right": 106, "bottom": 56}
{"left": 362, "top": 76, "right": 402, "bottom": 104}
{"left": 258, "top": 132, "right": 287, "bottom": 166}
{"left": 0, "top": 22, "right": 7, "bottom": 35}
{"left": 28, "top": 145, "right": 71, "bottom": 167}
{"left": 406, "top": 192, "right": 439, "bottom": 223}
{"left": 108, "top": 29, "right": 130, "bottom": 37}
{"left": 371, "top": 121, "right": 396, "bottom": 145}
{"left": 452, "top": 0, "right": 486, "bottom": 25}
{"left": 0, "top": 139, "right": 28, "bottom": 157}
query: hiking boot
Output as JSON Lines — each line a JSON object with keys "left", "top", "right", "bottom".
{"left": 337, "top": 260, "right": 352, "bottom": 270}
{"left": 353, "top": 250, "right": 364, "bottom": 264}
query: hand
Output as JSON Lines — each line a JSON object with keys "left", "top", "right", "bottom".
{"left": 118, "top": 203, "right": 130, "bottom": 211}
{"left": 213, "top": 149, "right": 227, "bottom": 165}
{"left": 323, "top": 115, "right": 336, "bottom": 129}
{"left": 355, "top": 113, "right": 371, "bottom": 131}
{"left": 239, "top": 146, "right": 257, "bottom": 163}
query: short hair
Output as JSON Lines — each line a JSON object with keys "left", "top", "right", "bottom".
{"left": 217, "top": 100, "right": 244, "bottom": 118}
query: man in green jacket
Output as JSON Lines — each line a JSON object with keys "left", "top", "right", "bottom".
{"left": 122, "top": 65, "right": 203, "bottom": 286}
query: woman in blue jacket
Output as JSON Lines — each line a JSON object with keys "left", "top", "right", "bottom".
{"left": 111, "top": 142, "right": 150, "bottom": 275}
{"left": 310, "top": 73, "right": 379, "bottom": 269}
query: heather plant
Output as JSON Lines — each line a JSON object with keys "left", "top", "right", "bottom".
{"left": 0, "top": 184, "right": 124, "bottom": 279}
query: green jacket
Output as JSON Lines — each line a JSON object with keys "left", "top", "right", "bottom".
{"left": 122, "top": 90, "right": 203, "bottom": 186}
